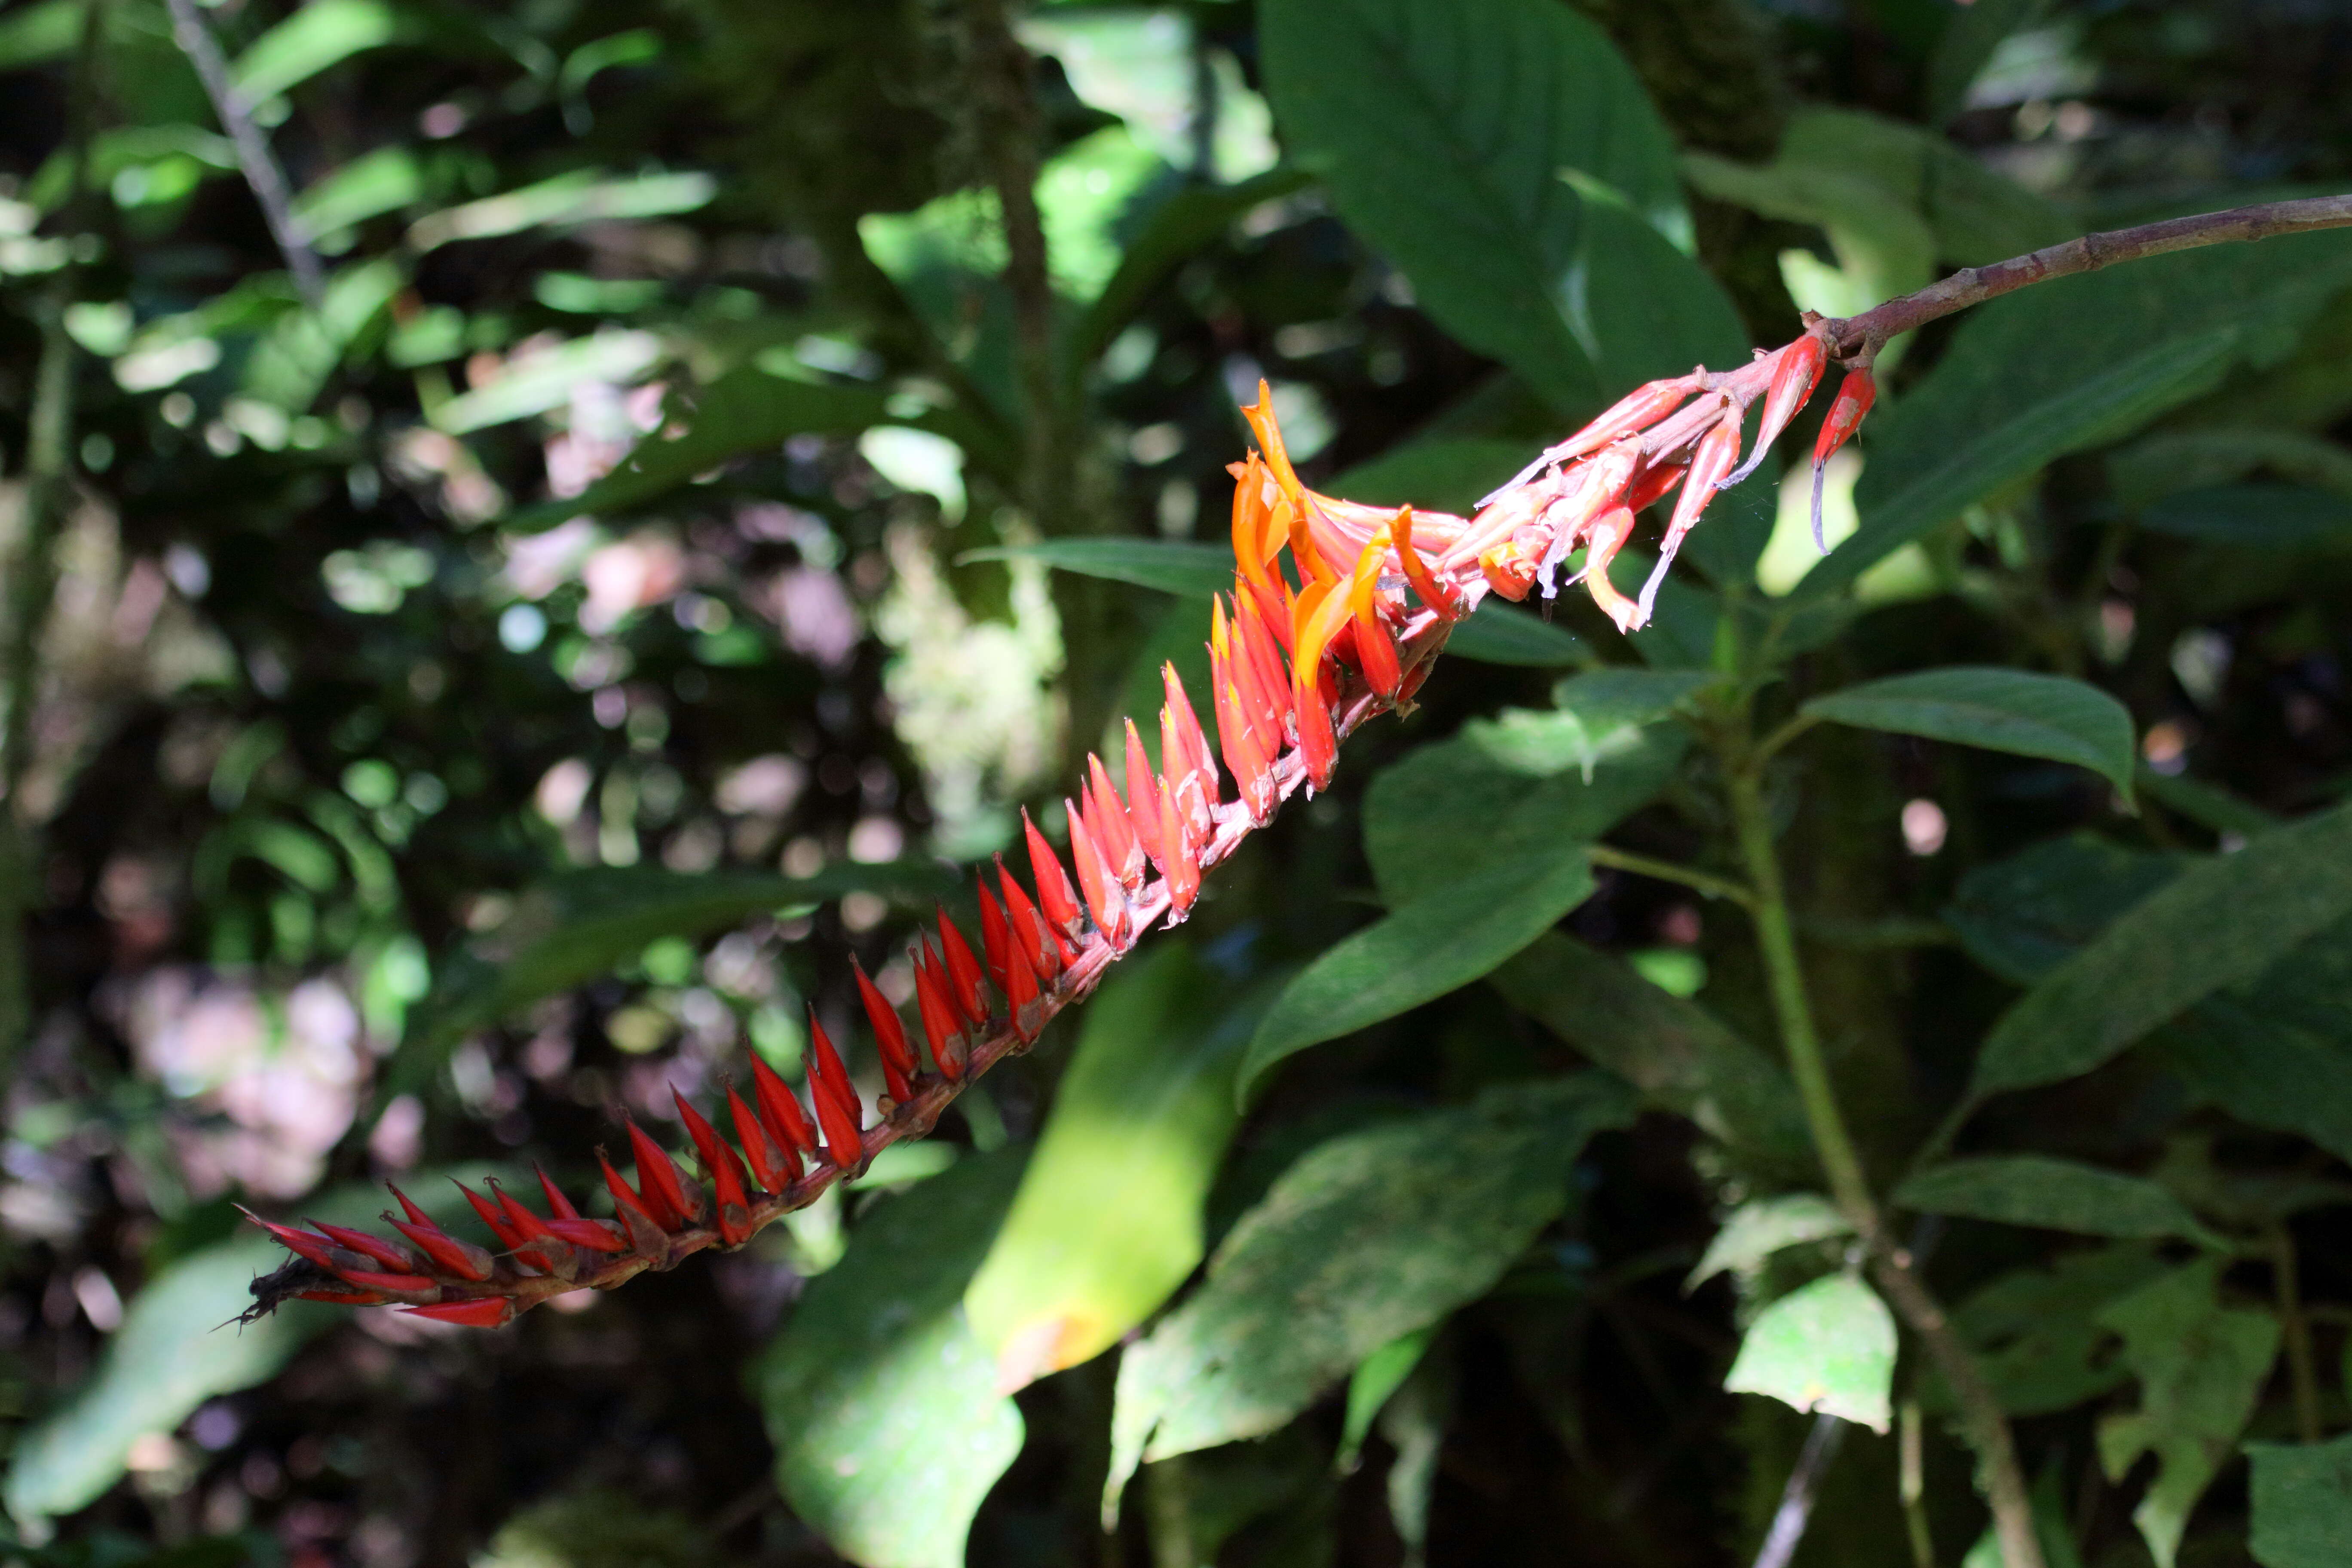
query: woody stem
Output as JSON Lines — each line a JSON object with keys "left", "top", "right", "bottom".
{"left": 1721, "top": 743, "right": 2045, "bottom": 1568}
{"left": 1826, "top": 193, "right": 2352, "bottom": 362}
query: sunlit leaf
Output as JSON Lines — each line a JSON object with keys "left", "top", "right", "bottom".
{"left": 1896, "top": 1156, "right": 2222, "bottom": 1246}
{"left": 1106, "top": 1077, "right": 1633, "bottom": 1519}
{"left": 753, "top": 1149, "right": 1029, "bottom": 1568}
{"left": 407, "top": 169, "right": 717, "bottom": 252}
{"left": 232, "top": 0, "right": 418, "bottom": 102}
{"left": 1804, "top": 666, "right": 2137, "bottom": 799}
{"left": 1725, "top": 1274, "right": 1896, "bottom": 1432}
{"left": 1685, "top": 1194, "right": 1851, "bottom": 1291}
{"left": 965, "top": 943, "right": 1264, "bottom": 1390}
{"left": 2097, "top": 1258, "right": 2282, "bottom": 1568}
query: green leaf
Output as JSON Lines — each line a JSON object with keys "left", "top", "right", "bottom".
{"left": 232, "top": 0, "right": 416, "bottom": 101}
{"left": 1685, "top": 1194, "right": 1852, "bottom": 1291}
{"left": 1239, "top": 853, "right": 1596, "bottom": 1101}
{"left": 1943, "top": 833, "right": 2189, "bottom": 985}
{"left": 1543, "top": 668, "right": 1717, "bottom": 776}
{"left": 399, "top": 864, "right": 952, "bottom": 1079}
{"left": 965, "top": 943, "right": 1262, "bottom": 1390}
{"left": 1895, "top": 1156, "right": 2222, "bottom": 1246}
{"left": 1069, "top": 166, "right": 1314, "bottom": 371}
{"left": 407, "top": 168, "right": 717, "bottom": 253}
{"left": 1491, "top": 934, "right": 1811, "bottom": 1168}
{"left": 1331, "top": 437, "right": 1538, "bottom": 515}
{"left": 1925, "top": 0, "right": 2054, "bottom": 126}
{"left": 1804, "top": 666, "right": 2137, "bottom": 800}
{"left": 430, "top": 331, "right": 664, "bottom": 435}
{"left": 753, "top": 1148, "right": 1029, "bottom": 1568}
{"left": 4, "top": 1175, "right": 489, "bottom": 1525}
{"left": 1949, "top": 1243, "right": 2168, "bottom": 1419}
{"left": 2160, "top": 919, "right": 2352, "bottom": 1164}
{"left": 961, "top": 538, "right": 1233, "bottom": 598}
{"left": 1445, "top": 603, "right": 1590, "bottom": 668}
{"left": 2141, "top": 484, "right": 2352, "bottom": 549}
{"left": 1337, "top": 1324, "right": 1439, "bottom": 1473}
{"left": 1364, "top": 723, "right": 1684, "bottom": 906}
{"left": 1259, "top": 0, "right": 1733, "bottom": 413}
{"left": 1724, "top": 1274, "right": 1897, "bottom": 1433}
{"left": 1807, "top": 229, "right": 2352, "bottom": 595}
{"left": 2248, "top": 1433, "right": 2352, "bottom": 1568}
{"left": 1105, "top": 1077, "right": 1634, "bottom": 1519}
{"left": 2096, "top": 1257, "right": 2282, "bottom": 1568}
{"left": 1970, "top": 799, "right": 2352, "bottom": 1099}
{"left": 506, "top": 364, "right": 993, "bottom": 532}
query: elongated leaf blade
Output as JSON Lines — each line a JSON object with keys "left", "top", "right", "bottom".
{"left": 753, "top": 1149, "right": 1029, "bottom": 1568}
{"left": 1896, "top": 1156, "right": 2220, "bottom": 1245}
{"left": 1105, "top": 1077, "right": 1633, "bottom": 1519}
{"left": 965, "top": 944, "right": 1264, "bottom": 1390}
{"left": 1240, "top": 854, "right": 1595, "bottom": 1101}
{"left": 1807, "top": 230, "right": 2352, "bottom": 594}
{"left": 2248, "top": 1433, "right": 2352, "bottom": 1568}
{"left": 1804, "top": 666, "right": 2137, "bottom": 799}
{"left": 1259, "top": 0, "right": 1731, "bottom": 412}
{"left": 1971, "top": 799, "right": 2352, "bottom": 1099}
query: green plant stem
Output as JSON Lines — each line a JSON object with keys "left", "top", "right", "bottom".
{"left": 1900, "top": 1399, "right": 1937, "bottom": 1568}
{"left": 2268, "top": 1222, "right": 2324, "bottom": 1443}
{"left": 1722, "top": 755, "right": 2045, "bottom": 1568}
{"left": 1586, "top": 843, "right": 1755, "bottom": 908}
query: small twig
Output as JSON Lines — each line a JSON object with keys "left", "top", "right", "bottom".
{"left": 161, "top": 0, "right": 324, "bottom": 310}
{"left": 1752, "top": 1413, "right": 1846, "bottom": 1568}
{"left": 1826, "top": 193, "right": 2352, "bottom": 365}
{"left": 1587, "top": 843, "right": 1755, "bottom": 908}
{"left": 1901, "top": 1398, "right": 1936, "bottom": 1568}
{"left": 2268, "top": 1222, "right": 2325, "bottom": 1444}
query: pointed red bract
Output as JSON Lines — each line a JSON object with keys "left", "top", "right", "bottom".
{"left": 1392, "top": 507, "right": 1457, "bottom": 619}
{"left": 912, "top": 945, "right": 964, "bottom": 1082}
{"left": 312, "top": 1220, "right": 416, "bottom": 1274}
{"left": 674, "top": 1090, "right": 756, "bottom": 1245}
{"left": 935, "top": 908, "right": 988, "bottom": 1025}
{"left": 333, "top": 1267, "right": 440, "bottom": 1295}
{"left": 995, "top": 858, "right": 1063, "bottom": 982}
{"left": 1085, "top": 758, "right": 1145, "bottom": 891}
{"left": 748, "top": 1049, "right": 817, "bottom": 1160}
{"left": 389, "top": 1185, "right": 434, "bottom": 1228}
{"left": 728, "top": 1084, "right": 798, "bottom": 1192}
{"left": 598, "top": 1148, "right": 672, "bottom": 1250}
{"left": 1161, "top": 665, "right": 1218, "bottom": 839}
{"left": 456, "top": 1181, "right": 527, "bottom": 1249}
{"left": 850, "top": 956, "right": 919, "bottom": 1093}
{"left": 404, "top": 1297, "right": 516, "bottom": 1329}
{"left": 488, "top": 1183, "right": 557, "bottom": 1243}
{"left": 1065, "top": 795, "right": 1130, "bottom": 945}
{"left": 1123, "top": 720, "right": 1167, "bottom": 871}
{"left": 975, "top": 878, "right": 1015, "bottom": 995}
{"left": 1810, "top": 366, "right": 1877, "bottom": 551}
{"left": 1726, "top": 334, "right": 1826, "bottom": 489}
{"left": 1023, "top": 808, "right": 1086, "bottom": 938}
{"left": 534, "top": 1168, "right": 581, "bottom": 1221}
{"left": 1638, "top": 411, "right": 1745, "bottom": 624}
{"left": 805, "top": 1013, "right": 866, "bottom": 1170}
{"left": 242, "top": 1210, "right": 341, "bottom": 1270}
{"left": 624, "top": 1121, "right": 701, "bottom": 1229}
{"left": 544, "top": 1217, "right": 628, "bottom": 1253}
{"left": 1156, "top": 780, "right": 1201, "bottom": 917}
{"left": 384, "top": 1214, "right": 495, "bottom": 1282}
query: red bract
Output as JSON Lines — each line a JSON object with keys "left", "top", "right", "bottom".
{"left": 1811, "top": 366, "right": 1877, "bottom": 550}
{"left": 245, "top": 335, "right": 1855, "bottom": 1328}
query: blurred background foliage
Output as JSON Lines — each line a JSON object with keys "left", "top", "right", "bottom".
{"left": 0, "top": 0, "right": 2349, "bottom": 1565}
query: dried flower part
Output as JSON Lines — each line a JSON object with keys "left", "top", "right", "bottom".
{"left": 247, "top": 331, "right": 1849, "bottom": 1328}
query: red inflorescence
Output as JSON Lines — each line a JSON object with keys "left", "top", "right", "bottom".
{"left": 245, "top": 331, "right": 1869, "bottom": 1327}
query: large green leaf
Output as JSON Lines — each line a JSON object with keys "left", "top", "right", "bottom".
{"left": 1724, "top": 1274, "right": 1897, "bottom": 1432}
{"left": 1949, "top": 1243, "right": 2169, "bottom": 1419}
{"left": 753, "top": 1148, "right": 1029, "bottom": 1568}
{"left": 2248, "top": 1433, "right": 2352, "bottom": 1568}
{"left": 1363, "top": 722, "right": 1685, "bottom": 906}
{"left": 1804, "top": 666, "right": 2137, "bottom": 800}
{"left": 1970, "top": 799, "right": 2352, "bottom": 1099}
{"left": 1807, "top": 229, "right": 2352, "bottom": 595}
{"left": 504, "top": 363, "right": 999, "bottom": 532}
{"left": 1105, "top": 1076, "right": 1633, "bottom": 1519}
{"left": 1895, "top": 1156, "right": 2221, "bottom": 1246}
{"left": 232, "top": 0, "right": 423, "bottom": 101}
{"left": 5, "top": 1175, "right": 489, "bottom": 1526}
{"left": 399, "top": 863, "right": 952, "bottom": 1078}
{"left": 965, "top": 944, "right": 1262, "bottom": 1390}
{"left": 1259, "top": 0, "right": 1736, "bottom": 413}
{"left": 2097, "top": 1258, "right": 2282, "bottom": 1568}
{"left": 2140, "top": 484, "right": 2352, "bottom": 549}
{"left": 1238, "top": 851, "right": 1595, "bottom": 1102}
{"left": 1068, "top": 165, "right": 1313, "bottom": 371}
{"left": 1943, "top": 833, "right": 2189, "bottom": 985}
{"left": 2161, "top": 919, "right": 2352, "bottom": 1164}
{"left": 1490, "top": 933, "right": 1810, "bottom": 1169}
